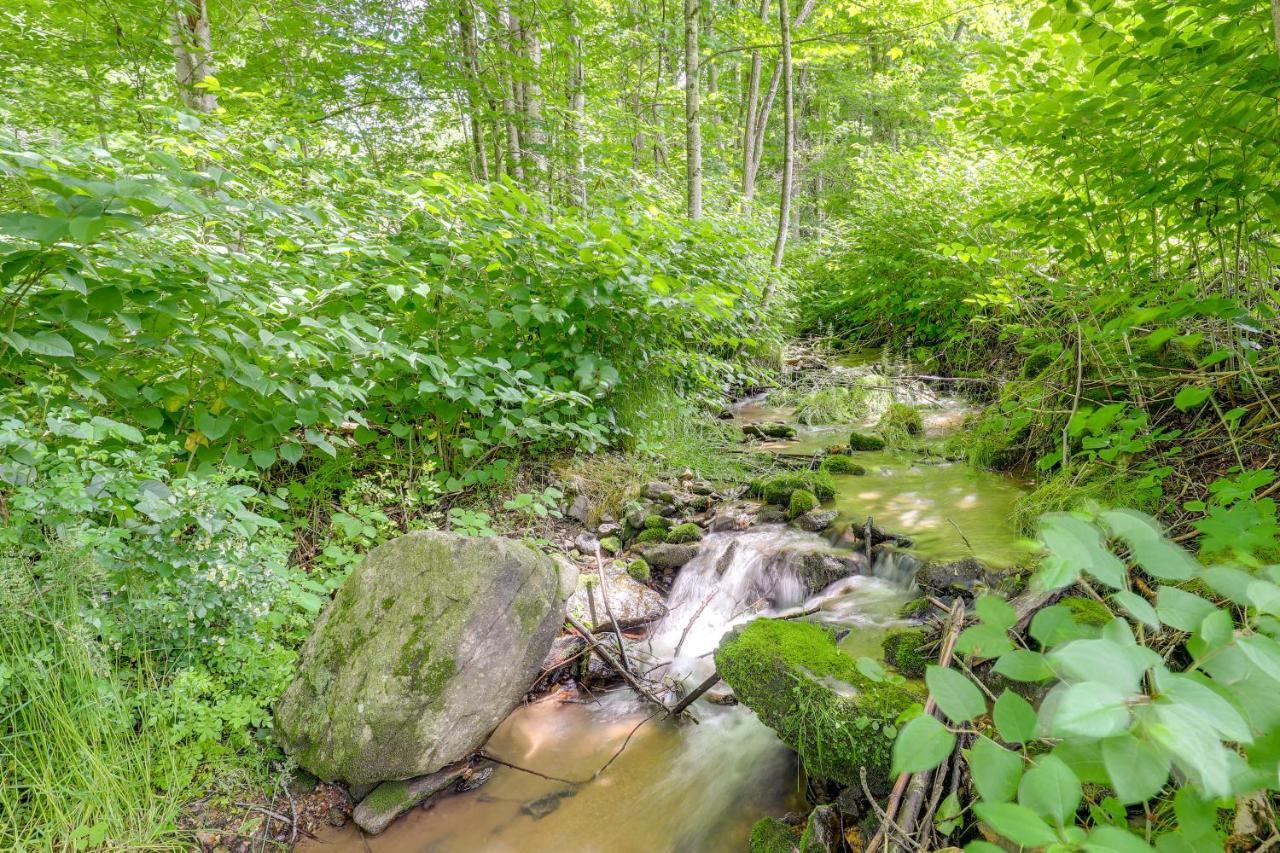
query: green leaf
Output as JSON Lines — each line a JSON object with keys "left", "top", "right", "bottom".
{"left": 1100, "top": 734, "right": 1169, "bottom": 804}
{"left": 926, "top": 665, "right": 987, "bottom": 723}
{"left": 26, "top": 332, "right": 75, "bottom": 358}
{"left": 1083, "top": 826, "right": 1156, "bottom": 852}
{"left": 1111, "top": 590, "right": 1159, "bottom": 629}
{"left": 972, "top": 802, "right": 1058, "bottom": 847}
{"left": 195, "top": 410, "right": 232, "bottom": 441}
{"left": 976, "top": 594, "right": 1017, "bottom": 630}
{"left": 892, "top": 714, "right": 955, "bottom": 775}
{"left": 955, "top": 623, "right": 1015, "bottom": 658}
{"left": 1173, "top": 386, "right": 1210, "bottom": 411}
{"left": 1051, "top": 681, "right": 1131, "bottom": 738}
{"left": 1018, "top": 754, "right": 1081, "bottom": 824}
{"left": 993, "top": 649, "right": 1054, "bottom": 682}
{"left": 971, "top": 735, "right": 1023, "bottom": 803}
{"left": 1039, "top": 513, "right": 1125, "bottom": 589}
{"left": 994, "top": 689, "right": 1039, "bottom": 744}
{"left": 279, "top": 442, "right": 304, "bottom": 464}
{"left": 1155, "top": 587, "right": 1215, "bottom": 632}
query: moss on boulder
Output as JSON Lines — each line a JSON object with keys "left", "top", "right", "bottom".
{"left": 634, "top": 527, "right": 667, "bottom": 544}
{"left": 665, "top": 522, "right": 703, "bottom": 544}
{"left": 599, "top": 536, "right": 622, "bottom": 555}
{"left": 627, "top": 558, "right": 651, "bottom": 583}
{"left": 748, "top": 471, "right": 836, "bottom": 506}
{"left": 820, "top": 454, "right": 866, "bottom": 475}
{"left": 882, "top": 627, "right": 929, "bottom": 679}
{"left": 848, "top": 431, "right": 886, "bottom": 451}
{"left": 644, "top": 514, "right": 671, "bottom": 531}
{"left": 715, "top": 618, "right": 920, "bottom": 792}
{"left": 275, "top": 531, "right": 576, "bottom": 785}
{"left": 787, "top": 489, "right": 819, "bottom": 520}
{"left": 750, "top": 817, "right": 800, "bottom": 853}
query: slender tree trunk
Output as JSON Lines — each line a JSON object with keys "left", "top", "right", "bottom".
{"left": 171, "top": 0, "right": 217, "bottom": 113}
{"left": 459, "top": 0, "right": 489, "bottom": 180}
{"left": 501, "top": 1, "right": 525, "bottom": 182}
{"left": 769, "top": 0, "right": 793, "bottom": 270}
{"left": 569, "top": 3, "right": 588, "bottom": 208}
{"left": 523, "top": 6, "right": 547, "bottom": 196}
{"left": 745, "top": 0, "right": 815, "bottom": 198}
{"left": 684, "top": 0, "right": 702, "bottom": 218}
{"left": 740, "top": 0, "right": 769, "bottom": 205}
{"left": 1272, "top": 0, "right": 1280, "bottom": 59}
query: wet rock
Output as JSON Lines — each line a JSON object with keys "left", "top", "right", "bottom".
{"left": 750, "top": 816, "right": 799, "bottom": 852}
{"left": 596, "top": 521, "right": 622, "bottom": 537}
{"left": 521, "top": 787, "right": 578, "bottom": 820}
{"left": 567, "top": 558, "right": 666, "bottom": 629}
{"left": 540, "top": 634, "right": 588, "bottom": 684}
{"left": 916, "top": 556, "right": 991, "bottom": 598}
{"left": 801, "top": 804, "right": 844, "bottom": 852}
{"left": 573, "top": 531, "right": 599, "bottom": 555}
{"left": 454, "top": 763, "right": 495, "bottom": 792}
{"left": 327, "top": 806, "right": 348, "bottom": 827}
{"left": 757, "top": 506, "right": 787, "bottom": 524}
{"left": 743, "top": 422, "right": 798, "bottom": 440}
{"left": 567, "top": 493, "right": 593, "bottom": 524}
{"left": 709, "top": 503, "right": 756, "bottom": 532}
{"left": 767, "top": 549, "right": 865, "bottom": 596}
{"left": 715, "top": 541, "right": 740, "bottom": 576}
{"left": 585, "top": 632, "right": 622, "bottom": 681}
{"left": 716, "top": 619, "right": 921, "bottom": 793}
{"left": 640, "top": 543, "right": 700, "bottom": 571}
{"left": 643, "top": 481, "right": 677, "bottom": 502}
{"left": 275, "top": 532, "right": 577, "bottom": 785}
{"left": 795, "top": 509, "right": 837, "bottom": 533}
{"left": 353, "top": 761, "right": 469, "bottom": 835}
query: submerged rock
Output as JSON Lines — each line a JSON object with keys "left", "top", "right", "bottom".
{"left": 766, "top": 548, "right": 865, "bottom": 596}
{"left": 275, "top": 531, "right": 577, "bottom": 785}
{"left": 716, "top": 619, "right": 920, "bottom": 793}
{"left": 353, "top": 760, "right": 469, "bottom": 834}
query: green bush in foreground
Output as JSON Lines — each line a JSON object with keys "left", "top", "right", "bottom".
{"left": 890, "top": 509, "right": 1280, "bottom": 850}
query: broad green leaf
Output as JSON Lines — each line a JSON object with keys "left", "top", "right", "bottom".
{"left": 955, "top": 623, "right": 1015, "bottom": 658}
{"left": 972, "top": 802, "right": 1058, "bottom": 847}
{"left": 1101, "top": 734, "right": 1169, "bottom": 803}
{"left": 1018, "top": 754, "right": 1081, "bottom": 825}
{"left": 994, "top": 689, "right": 1039, "bottom": 744}
{"left": 926, "top": 665, "right": 987, "bottom": 723}
{"left": 993, "top": 649, "right": 1054, "bottom": 682}
{"left": 1173, "top": 386, "right": 1210, "bottom": 410}
{"left": 1084, "top": 826, "right": 1156, "bottom": 852}
{"left": 1155, "top": 587, "right": 1215, "bottom": 632}
{"left": 1050, "top": 638, "right": 1146, "bottom": 693}
{"left": 1039, "top": 513, "right": 1125, "bottom": 589}
{"left": 975, "top": 594, "right": 1017, "bottom": 630}
{"left": 892, "top": 714, "right": 955, "bottom": 775}
{"left": 1050, "top": 681, "right": 1131, "bottom": 738}
{"left": 26, "top": 332, "right": 75, "bottom": 358}
{"left": 970, "top": 735, "right": 1023, "bottom": 803}
{"left": 1111, "top": 590, "right": 1159, "bottom": 629}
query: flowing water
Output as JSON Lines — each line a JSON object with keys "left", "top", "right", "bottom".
{"left": 304, "top": 356, "right": 1028, "bottom": 852}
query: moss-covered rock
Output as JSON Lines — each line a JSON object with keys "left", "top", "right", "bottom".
{"left": 666, "top": 522, "right": 703, "bottom": 544}
{"left": 820, "top": 454, "right": 866, "bottom": 475}
{"left": 748, "top": 471, "right": 836, "bottom": 506}
{"left": 750, "top": 816, "right": 800, "bottom": 853}
{"left": 626, "top": 558, "right": 651, "bottom": 584}
{"left": 715, "top": 619, "right": 921, "bottom": 792}
{"left": 275, "top": 532, "right": 576, "bottom": 785}
{"left": 897, "top": 597, "right": 934, "bottom": 620}
{"left": 787, "top": 489, "right": 819, "bottom": 520}
{"left": 599, "top": 536, "right": 622, "bottom": 555}
{"left": 878, "top": 402, "right": 924, "bottom": 437}
{"left": 881, "top": 627, "right": 929, "bottom": 679}
{"left": 848, "top": 430, "right": 886, "bottom": 451}
{"left": 643, "top": 514, "right": 671, "bottom": 531}
{"left": 634, "top": 527, "right": 668, "bottom": 544}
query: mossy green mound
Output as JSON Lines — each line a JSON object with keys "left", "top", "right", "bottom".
{"left": 749, "top": 816, "right": 799, "bottom": 853}
{"left": 626, "top": 558, "right": 651, "bottom": 583}
{"left": 878, "top": 402, "right": 924, "bottom": 437}
{"left": 665, "top": 522, "right": 703, "bottom": 543}
{"left": 897, "top": 597, "right": 934, "bottom": 620}
{"left": 787, "top": 489, "right": 819, "bottom": 520}
{"left": 748, "top": 471, "right": 836, "bottom": 506}
{"left": 599, "top": 536, "right": 621, "bottom": 555}
{"left": 881, "top": 627, "right": 929, "bottom": 678}
{"left": 643, "top": 514, "right": 671, "bottom": 531}
{"left": 715, "top": 618, "right": 920, "bottom": 791}
{"left": 820, "top": 454, "right": 866, "bottom": 475}
{"left": 634, "top": 527, "right": 667, "bottom": 544}
{"left": 848, "top": 430, "right": 887, "bottom": 451}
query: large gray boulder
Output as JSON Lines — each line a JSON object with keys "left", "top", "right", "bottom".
{"left": 275, "top": 531, "right": 577, "bottom": 785}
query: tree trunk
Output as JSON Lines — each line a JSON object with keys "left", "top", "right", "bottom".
{"left": 569, "top": 3, "right": 588, "bottom": 208}
{"left": 744, "top": 0, "right": 815, "bottom": 199}
{"left": 684, "top": 0, "right": 702, "bottom": 218}
{"left": 171, "top": 0, "right": 217, "bottom": 113}
{"left": 523, "top": 8, "right": 547, "bottom": 196}
{"left": 459, "top": 0, "right": 489, "bottom": 181}
{"left": 500, "top": 1, "right": 525, "bottom": 182}
{"left": 769, "top": 0, "right": 793, "bottom": 271}
{"left": 1273, "top": 0, "right": 1280, "bottom": 59}
{"left": 740, "top": 0, "right": 769, "bottom": 205}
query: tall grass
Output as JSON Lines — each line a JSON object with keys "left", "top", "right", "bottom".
{"left": 0, "top": 548, "right": 186, "bottom": 850}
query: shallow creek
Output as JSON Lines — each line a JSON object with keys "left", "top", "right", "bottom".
{"left": 305, "top": 359, "right": 1028, "bottom": 852}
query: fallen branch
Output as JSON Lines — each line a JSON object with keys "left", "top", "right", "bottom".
{"left": 669, "top": 672, "right": 722, "bottom": 716}
{"left": 566, "top": 614, "right": 669, "bottom": 711}
{"left": 673, "top": 589, "right": 719, "bottom": 659}
{"left": 594, "top": 546, "right": 631, "bottom": 671}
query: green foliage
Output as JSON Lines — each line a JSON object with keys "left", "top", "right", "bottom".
{"left": 665, "top": 523, "right": 703, "bottom": 544}
{"left": 748, "top": 471, "right": 836, "bottom": 506}
{"left": 644, "top": 514, "right": 671, "bottom": 531}
{"left": 767, "top": 384, "right": 870, "bottom": 425}
{"left": 848, "top": 430, "right": 886, "bottom": 452}
{"left": 881, "top": 627, "right": 929, "bottom": 678}
{"left": 787, "top": 489, "right": 819, "bottom": 520}
{"left": 820, "top": 455, "right": 865, "bottom": 475}
{"left": 877, "top": 403, "right": 924, "bottom": 445}
{"left": 895, "top": 508, "right": 1280, "bottom": 849}
{"left": 626, "top": 559, "right": 650, "bottom": 584}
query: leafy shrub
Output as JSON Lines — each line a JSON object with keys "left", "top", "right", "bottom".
{"left": 787, "top": 489, "right": 819, "bottom": 520}
{"left": 890, "top": 508, "right": 1280, "bottom": 850}
{"left": 665, "top": 523, "right": 703, "bottom": 544}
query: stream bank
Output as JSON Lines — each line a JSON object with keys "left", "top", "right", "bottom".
{"left": 297, "top": 349, "right": 1033, "bottom": 852}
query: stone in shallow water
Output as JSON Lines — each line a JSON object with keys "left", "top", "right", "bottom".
{"left": 640, "top": 542, "right": 700, "bottom": 570}
{"left": 353, "top": 760, "right": 468, "bottom": 835}
{"left": 795, "top": 509, "right": 838, "bottom": 532}
{"left": 275, "top": 531, "right": 577, "bottom": 785}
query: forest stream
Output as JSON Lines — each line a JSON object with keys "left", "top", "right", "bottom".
{"left": 303, "top": 355, "right": 1033, "bottom": 852}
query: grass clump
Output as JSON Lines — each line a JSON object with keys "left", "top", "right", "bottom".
{"left": 626, "top": 559, "right": 651, "bottom": 583}
{"left": 945, "top": 406, "right": 1031, "bottom": 470}
{"left": 788, "top": 489, "right": 819, "bottom": 520}
{"left": 0, "top": 550, "right": 186, "bottom": 850}
{"left": 1012, "top": 464, "right": 1165, "bottom": 534}
{"left": 792, "top": 385, "right": 871, "bottom": 425}
{"left": 877, "top": 402, "right": 924, "bottom": 437}
{"left": 748, "top": 471, "right": 836, "bottom": 506}
{"left": 666, "top": 523, "right": 703, "bottom": 543}
{"left": 821, "top": 455, "right": 865, "bottom": 475}
{"left": 848, "top": 430, "right": 886, "bottom": 451}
